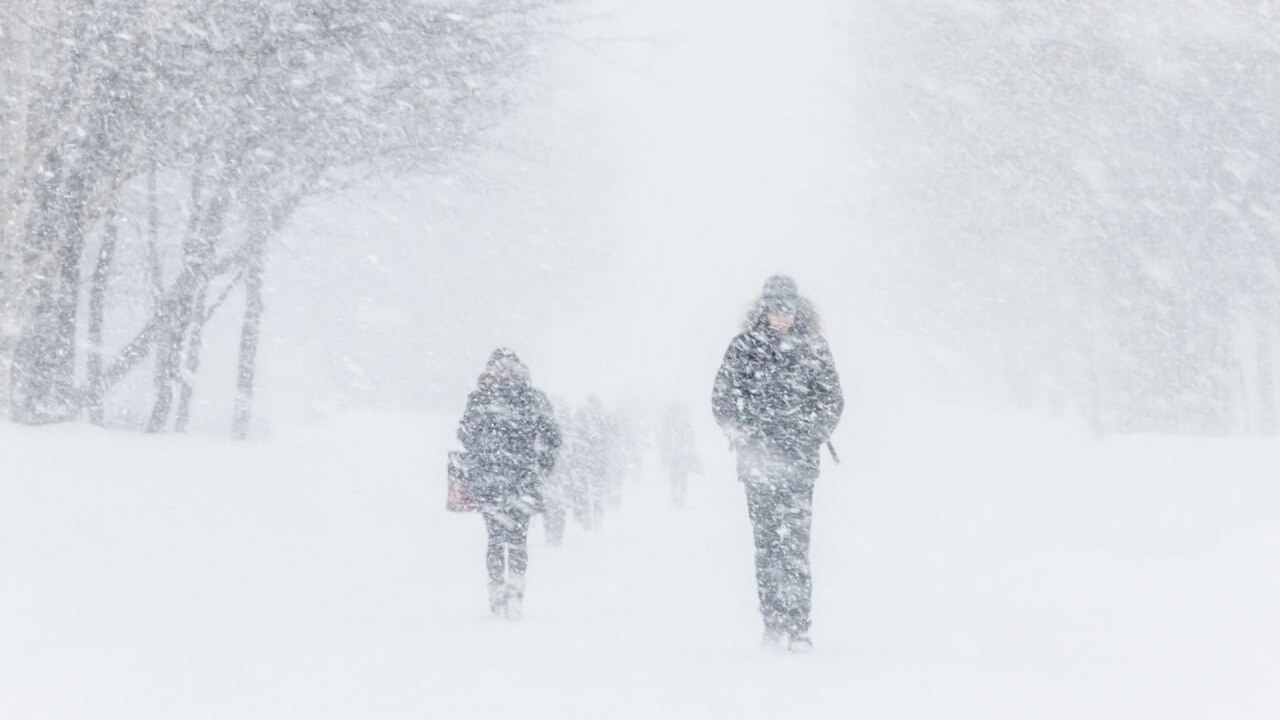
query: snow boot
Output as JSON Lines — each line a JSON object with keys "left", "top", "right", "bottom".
{"left": 762, "top": 627, "right": 787, "bottom": 652}
{"left": 752, "top": 622, "right": 783, "bottom": 650}
{"left": 487, "top": 582, "right": 506, "bottom": 615}
{"left": 787, "top": 634, "right": 813, "bottom": 654}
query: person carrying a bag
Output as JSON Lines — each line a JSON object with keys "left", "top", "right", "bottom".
{"left": 457, "top": 348, "right": 561, "bottom": 619}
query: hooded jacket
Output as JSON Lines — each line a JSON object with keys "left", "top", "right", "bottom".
{"left": 458, "top": 350, "right": 561, "bottom": 505}
{"left": 711, "top": 297, "right": 844, "bottom": 467}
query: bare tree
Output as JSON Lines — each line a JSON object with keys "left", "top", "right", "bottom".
{"left": 2, "top": 0, "right": 562, "bottom": 434}
{"left": 845, "top": 0, "right": 1280, "bottom": 435}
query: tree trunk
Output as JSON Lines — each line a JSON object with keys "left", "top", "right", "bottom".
{"left": 10, "top": 144, "right": 91, "bottom": 425}
{"left": 173, "top": 286, "right": 210, "bottom": 433}
{"left": 1084, "top": 317, "right": 1107, "bottom": 439}
{"left": 229, "top": 182, "right": 310, "bottom": 440}
{"left": 148, "top": 260, "right": 217, "bottom": 433}
{"left": 232, "top": 234, "right": 268, "bottom": 440}
{"left": 1260, "top": 322, "right": 1278, "bottom": 436}
{"left": 146, "top": 155, "right": 163, "bottom": 302}
{"left": 0, "top": 0, "right": 34, "bottom": 417}
{"left": 148, "top": 163, "right": 224, "bottom": 433}
{"left": 9, "top": 28, "right": 138, "bottom": 425}
{"left": 146, "top": 323, "right": 179, "bottom": 432}
{"left": 86, "top": 208, "right": 119, "bottom": 426}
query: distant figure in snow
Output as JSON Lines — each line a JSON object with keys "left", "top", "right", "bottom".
{"left": 541, "top": 399, "right": 575, "bottom": 546}
{"left": 659, "top": 401, "right": 701, "bottom": 507}
{"left": 569, "top": 395, "right": 614, "bottom": 530}
{"left": 712, "top": 275, "right": 844, "bottom": 653}
{"left": 457, "top": 348, "right": 561, "bottom": 620}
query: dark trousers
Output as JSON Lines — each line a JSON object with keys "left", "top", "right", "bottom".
{"left": 482, "top": 505, "right": 532, "bottom": 584}
{"left": 741, "top": 454, "right": 816, "bottom": 637}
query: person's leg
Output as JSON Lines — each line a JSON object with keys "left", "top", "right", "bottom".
{"left": 744, "top": 480, "right": 786, "bottom": 637}
{"left": 778, "top": 481, "right": 815, "bottom": 639}
{"left": 502, "top": 507, "right": 533, "bottom": 618}
{"left": 482, "top": 510, "right": 508, "bottom": 613}
{"left": 482, "top": 510, "right": 507, "bottom": 583}
{"left": 505, "top": 507, "right": 533, "bottom": 578}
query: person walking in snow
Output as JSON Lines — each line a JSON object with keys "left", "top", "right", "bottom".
{"left": 541, "top": 399, "right": 575, "bottom": 546}
{"left": 712, "top": 275, "right": 844, "bottom": 652}
{"left": 457, "top": 348, "right": 561, "bottom": 619}
{"left": 569, "top": 395, "right": 615, "bottom": 530}
{"left": 659, "top": 400, "right": 702, "bottom": 508}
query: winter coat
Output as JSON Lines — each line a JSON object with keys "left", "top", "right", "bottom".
{"left": 712, "top": 306, "right": 844, "bottom": 476}
{"left": 457, "top": 374, "right": 561, "bottom": 508}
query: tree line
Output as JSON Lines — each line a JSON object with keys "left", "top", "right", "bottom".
{"left": 1, "top": 0, "right": 558, "bottom": 436}
{"left": 846, "top": 0, "right": 1280, "bottom": 436}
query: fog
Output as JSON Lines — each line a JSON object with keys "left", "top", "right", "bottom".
{"left": 3, "top": 1, "right": 1277, "bottom": 434}
{"left": 250, "top": 0, "right": 1280, "bottom": 439}
{"left": 260, "top": 0, "right": 878, "bottom": 427}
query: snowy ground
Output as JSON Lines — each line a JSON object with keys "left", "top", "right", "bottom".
{"left": 3, "top": 408, "right": 1278, "bottom": 719}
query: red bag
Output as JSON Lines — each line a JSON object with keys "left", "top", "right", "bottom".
{"left": 447, "top": 451, "right": 475, "bottom": 512}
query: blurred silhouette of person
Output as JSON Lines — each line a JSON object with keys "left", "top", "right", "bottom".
{"left": 541, "top": 399, "right": 575, "bottom": 546}
{"left": 457, "top": 348, "right": 560, "bottom": 619}
{"left": 570, "top": 395, "right": 614, "bottom": 530}
{"left": 659, "top": 401, "right": 701, "bottom": 507}
{"left": 712, "top": 275, "right": 843, "bottom": 652}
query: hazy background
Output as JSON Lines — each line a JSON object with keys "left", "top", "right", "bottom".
{"left": 257, "top": 0, "right": 884, "bottom": 432}
{"left": 4, "top": 0, "right": 1276, "bottom": 439}
{"left": 251, "top": 0, "right": 1280, "bottom": 440}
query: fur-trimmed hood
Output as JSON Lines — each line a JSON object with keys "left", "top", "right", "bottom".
{"left": 742, "top": 295, "right": 823, "bottom": 337}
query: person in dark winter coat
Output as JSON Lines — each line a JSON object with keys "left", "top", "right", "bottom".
{"left": 712, "top": 275, "right": 844, "bottom": 653}
{"left": 457, "top": 348, "right": 561, "bottom": 619}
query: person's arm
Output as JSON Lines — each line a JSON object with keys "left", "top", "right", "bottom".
{"left": 456, "top": 392, "right": 478, "bottom": 450}
{"left": 712, "top": 335, "right": 749, "bottom": 443}
{"left": 811, "top": 338, "right": 844, "bottom": 443}
{"left": 533, "top": 391, "right": 561, "bottom": 473}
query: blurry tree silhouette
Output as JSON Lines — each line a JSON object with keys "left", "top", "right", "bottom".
{"left": 0, "top": 0, "right": 560, "bottom": 434}
{"left": 844, "top": 0, "right": 1280, "bottom": 435}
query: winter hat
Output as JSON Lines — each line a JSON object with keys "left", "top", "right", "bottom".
{"left": 761, "top": 274, "right": 800, "bottom": 312}
{"left": 481, "top": 347, "right": 530, "bottom": 385}
{"left": 487, "top": 347, "right": 520, "bottom": 369}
